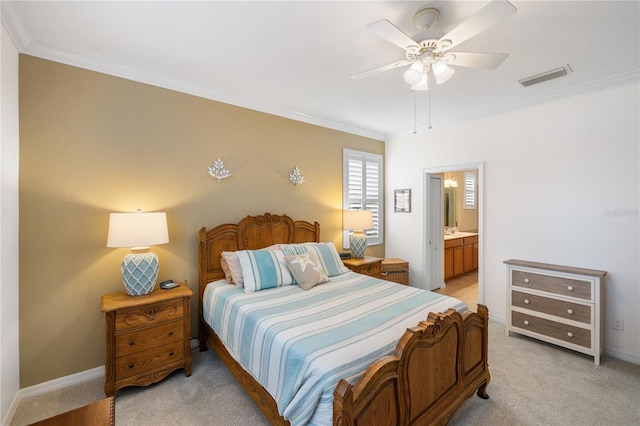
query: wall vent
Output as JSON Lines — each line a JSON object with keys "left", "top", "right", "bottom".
{"left": 519, "top": 66, "right": 571, "bottom": 87}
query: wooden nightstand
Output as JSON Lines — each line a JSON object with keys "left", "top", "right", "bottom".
{"left": 343, "top": 256, "right": 383, "bottom": 278}
{"left": 101, "top": 284, "right": 193, "bottom": 396}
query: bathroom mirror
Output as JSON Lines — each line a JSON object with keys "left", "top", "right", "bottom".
{"left": 444, "top": 187, "right": 457, "bottom": 227}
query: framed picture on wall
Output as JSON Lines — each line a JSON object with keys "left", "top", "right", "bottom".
{"left": 394, "top": 189, "right": 411, "bottom": 213}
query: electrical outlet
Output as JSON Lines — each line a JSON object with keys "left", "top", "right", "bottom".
{"left": 613, "top": 318, "right": 624, "bottom": 330}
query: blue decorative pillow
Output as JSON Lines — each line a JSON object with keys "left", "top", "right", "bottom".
{"left": 236, "top": 249, "right": 294, "bottom": 292}
{"left": 280, "top": 242, "right": 350, "bottom": 277}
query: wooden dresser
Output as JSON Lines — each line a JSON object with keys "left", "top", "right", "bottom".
{"left": 504, "top": 259, "right": 606, "bottom": 365}
{"left": 101, "top": 284, "right": 193, "bottom": 396}
{"left": 342, "top": 256, "right": 382, "bottom": 278}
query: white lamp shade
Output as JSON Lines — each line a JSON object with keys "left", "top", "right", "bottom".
{"left": 343, "top": 210, "right": 373, "bottom": 231}
{"left": 432, "top": 60, "right": 455, "bottom": 84}
{"left": 107, "top": 211, "right": 169, "bottom": 248}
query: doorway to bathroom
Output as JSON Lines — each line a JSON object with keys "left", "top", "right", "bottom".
{"left": 423, "top": 163, "right": 483, "bottom": 311}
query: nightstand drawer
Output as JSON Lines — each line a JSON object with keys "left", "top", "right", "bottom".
{"left": 511, "top": 291, "right": 590, "bottom": 324}
{"left": 511, "top": 311, "right": 591, "bottom": 348}
{"left": 115, "top": 341, "right": 185, "bottom": 380}
{"left": 115, "top": 320, "right": 183, "bottom": 356}
{"left": 511, "top": 270, "right": 591, "bottom": 300}
{"left": 115, "top": 299, "right": 184, "bottom": 331}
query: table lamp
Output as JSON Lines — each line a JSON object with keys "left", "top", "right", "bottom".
{"left": 343, "top": 210, "right": 373, "bottom": 259}
{"left": 106, "top": 210, "right": 169, "bottom": 296}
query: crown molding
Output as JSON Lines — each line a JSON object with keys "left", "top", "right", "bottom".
{"left": 1, "top": 0, "right": 384, "bottom": 142}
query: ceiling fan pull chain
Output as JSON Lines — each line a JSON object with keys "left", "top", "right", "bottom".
{"left": 428, "top": 87, "right": 432, "bottom": 130}
{"left": 413, "top": 92, "right": 417, "bottom": 134}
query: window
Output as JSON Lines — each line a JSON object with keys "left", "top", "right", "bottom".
{"left": 343, "top": 149, "right": 383, "bottom": 247}
{"left": 464, "top": 170, "right": 476, "bottom": 209}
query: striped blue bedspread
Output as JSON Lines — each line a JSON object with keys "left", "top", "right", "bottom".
{"left": 203, "top": 272, "right": 467, "bottom": 425}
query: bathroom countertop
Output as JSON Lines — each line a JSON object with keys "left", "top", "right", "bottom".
{"left": 443, "top": 231, "right": 478, "bottom": 241}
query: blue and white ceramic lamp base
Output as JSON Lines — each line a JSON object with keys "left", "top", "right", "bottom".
{"left": 349, "top": 231, "right": 368, "bottom": 259}
{"left": 121, "top": 250, "right": 159, "bottom": 296}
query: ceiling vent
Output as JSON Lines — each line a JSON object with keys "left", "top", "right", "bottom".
{"left": 519, "top": 65, "right": 571, "bottom": 87}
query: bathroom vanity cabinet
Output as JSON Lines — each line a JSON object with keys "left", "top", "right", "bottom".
{"left": 444, "top": 233, "right": 478, "bottom": 280}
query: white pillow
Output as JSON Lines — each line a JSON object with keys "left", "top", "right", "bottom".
{"left": 221, "top": 251, "right": 244, "bottom": 287}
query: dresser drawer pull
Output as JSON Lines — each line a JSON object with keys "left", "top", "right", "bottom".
{"left": 567, "top": 332, "right": 574, "bottom": 338}
{"left": 129, "top": 363, "right": 134, "bottom": 369}
{"left": 567, "top": 285, "right": 574, "bottom": 291}
{"left": 567, "top": 309, "right": 574, "bottom": 315}
{"left": 129, "top": 341, "right": 135, "bottom": 346}
{"left": 524, "top": 278, "right": 530, "bottom": 283}
{"left": 169, "top": 331, "right": 175, "bottom": 336}
{"left": 523, "top": 320, "right": 530, "bottom": 326}
{"left": 169, "top": 351, "right": 174, "bottom": 356}
{"left": 524, "top": 299, "right": 530, "bottom": 304}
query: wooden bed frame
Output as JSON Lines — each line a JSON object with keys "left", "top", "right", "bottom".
{"left": 198, "top": 213, "right": 490, "bottom": 425}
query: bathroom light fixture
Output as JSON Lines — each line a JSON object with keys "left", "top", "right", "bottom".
{"left": 444, "top": 176, "right": 458, "bottom": 188}
{"left": 107, "top": 210, "right": 169, "bottom": 296}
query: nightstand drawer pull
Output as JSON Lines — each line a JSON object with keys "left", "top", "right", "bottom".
{"left": 169, "top": 331, "right": 175, "bottom": 336}
{"left": 523, "top": 320, "right": 530, "bottom": 326}
{"left": 169, "top": 351, "right": 174, "bottom": 356}
{"left": 129, "top": 341, "right": 135, "bottom": 346}
{"left": 567, "top": 309, "right": 574, "bottom": 315}
{"left": 129, "top": 363, "right": 134, "bottom": 369}
{"left": 567, "top": 332, "right": 574, "bottom": 338}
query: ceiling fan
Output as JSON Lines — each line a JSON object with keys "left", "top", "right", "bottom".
{"left": 351, "top": 0, "right": 517, "bottom": 91}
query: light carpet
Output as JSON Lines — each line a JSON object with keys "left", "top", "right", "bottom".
{"left": 11, "top": 322, "right": 640, "bottom": 425}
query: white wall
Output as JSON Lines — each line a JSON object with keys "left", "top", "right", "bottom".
{"left": 1, "top": 21, "right": 21, "bottom": 422}
{"left": 385, "top": 83, "right": 639, "bottom": 363}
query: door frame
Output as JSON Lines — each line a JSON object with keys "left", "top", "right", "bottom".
{"left": 422, "top": 162, "right": 485, "bottom": 304}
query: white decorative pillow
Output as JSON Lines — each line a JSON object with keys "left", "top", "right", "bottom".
{"left": 284, "top": 252, "right": 330, "bottom": 291}
{"left": 236, "top": 249, "right": 295, "bottom": 292}
{"left": 281, "top": 242, "right": 350, "bottom": 277}
{"left": 220, "top": 256, "right": 234, "bottom": 284}
{"left": 221, "top": 251, "right": 244, "bottom": 287}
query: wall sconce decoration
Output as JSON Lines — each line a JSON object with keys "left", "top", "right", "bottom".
{"left": 289, "top": 166, "right": 306, "bottom": 186}
{"left": 208, "top": 158, "right": 231, "bottom": 183}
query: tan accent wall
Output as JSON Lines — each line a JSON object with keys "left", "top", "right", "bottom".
{"left": 19, "top": 55, "right": 384, "bottom": 387}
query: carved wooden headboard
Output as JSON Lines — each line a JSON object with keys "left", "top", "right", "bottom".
{"left": 197, "top": 212, "right": 320, "bottom": 308}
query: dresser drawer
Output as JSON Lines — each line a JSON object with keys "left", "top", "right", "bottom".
{"left": 511, "top": 311, "right": 591, "bottom": 348}
{"left": 511, "top": 270, "right": 591, "bottom": 300}
{"left": 511, "top": 291, "right": 591, "bottom": 324}
{"left": 115, "top": 299, "right": 184, "bottom": 331}
{"left": 115, "top": 341, "right": 185, "bottom": 380}
{"left": 115, "top": 320, "right": 183, "bottom": 356}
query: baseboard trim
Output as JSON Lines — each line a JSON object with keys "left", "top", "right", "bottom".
{"left": 604, "top": 347, "right": 640, "bottom": 365}
{"left": 19, "top": 365, "right": 105, "bottom": 400}
{"left": 3, "top": 366, "right": 104, "bottom": 426}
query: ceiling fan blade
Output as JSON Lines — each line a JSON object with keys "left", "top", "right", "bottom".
{"left": 366, "top": 19, "right": 418, "bottom": 50}
{"left": 438, "top": 0, "right": 517, "bottom": 51}
{"left": 350, "top": 60, "right": 412, "bottom": 80}
{"left": 447, "top": 52, "right": 509, "bottom": 69}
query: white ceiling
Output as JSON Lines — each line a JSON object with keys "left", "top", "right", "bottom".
{"left": 3, "top": 1, "right": 639, "bottom": 140}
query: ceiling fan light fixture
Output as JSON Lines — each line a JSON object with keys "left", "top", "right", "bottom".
{"left": 432, "top": 60, "right": 455, "bottom": 84}
{"left": 411, "top": 72, "right": 429, "bottom": 91}
{"left": 403, "top": 60, "right": 424, "bottom": 84}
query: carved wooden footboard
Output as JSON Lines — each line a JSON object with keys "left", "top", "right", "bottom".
{"left": 334, "top": 306, "right": 490, "bottom": 426}
{"left": 198, "top": 213, "right": 490, "bottom": 426}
